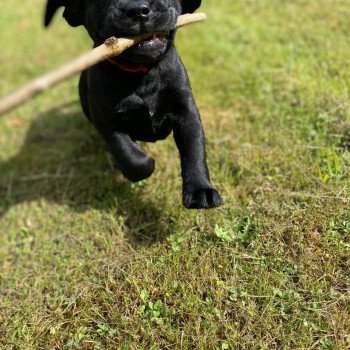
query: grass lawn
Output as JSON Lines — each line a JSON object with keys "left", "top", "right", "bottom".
{"left": 0, "top": 0, "right": 349, "bottom": 348}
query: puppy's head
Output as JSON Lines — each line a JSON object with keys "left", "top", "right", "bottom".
{"left": 45, "top": 0, "right": 202, "bottom": 64}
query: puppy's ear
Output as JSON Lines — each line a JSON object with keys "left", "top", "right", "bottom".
{"left": 181, "top": 0, "right": 202, "bottom": 14}
{"left": 45, "top": 0, "right": 64, "bottom": 26}
{"left": 45, "top": 0, "right": 84, "bottom": 27}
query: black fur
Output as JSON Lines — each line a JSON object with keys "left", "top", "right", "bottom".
{"left": 45, "top": 0, "right": 222, "bottom": 209}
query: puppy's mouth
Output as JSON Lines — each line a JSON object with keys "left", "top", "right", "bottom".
{"left": 136, "top": 32, "right": 168, "bottom": 50}
{"left": 119, "top": 31, "right": 173, "bottom": 64}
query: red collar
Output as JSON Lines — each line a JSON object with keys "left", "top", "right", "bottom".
{"left": 107, "top": 58, "right": 150, "bottom": 74}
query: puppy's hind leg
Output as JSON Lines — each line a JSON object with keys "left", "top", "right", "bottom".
{"left": 79, "top": 72, "right": 92, "bottom": 122}
{"left": 102, "top": 131, "right": 155, "bottom": 182}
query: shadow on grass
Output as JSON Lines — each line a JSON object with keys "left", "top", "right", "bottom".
{"left": 0, "top": 102, "right": 171, "bottom": 243}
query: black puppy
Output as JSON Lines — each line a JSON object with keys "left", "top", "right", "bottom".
{"left": 45, "top": 0, "right": 222, "bottom": 209}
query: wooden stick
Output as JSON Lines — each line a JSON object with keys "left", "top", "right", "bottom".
{"left": 0, "top": 13, "right": 206, "bottom": 117}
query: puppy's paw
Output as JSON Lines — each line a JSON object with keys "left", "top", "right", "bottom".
{"left": 123, "top": 157, "right": 155, "bottom": 183}
{"left": 183, "top": 187, "right": 223, "bottom": 209}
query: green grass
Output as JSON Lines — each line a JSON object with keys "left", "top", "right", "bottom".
{"left": 1, "top": 0, "right": 350, "bottom": 349}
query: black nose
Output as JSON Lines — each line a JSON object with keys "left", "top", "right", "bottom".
{"left": 124, "top": 2, "right": 151, "bottom": 21}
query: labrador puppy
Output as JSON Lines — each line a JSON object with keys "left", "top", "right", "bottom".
{"left": 45, "top": 0, "right": 222, "bottom": 209}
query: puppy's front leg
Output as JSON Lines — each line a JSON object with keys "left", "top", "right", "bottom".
{"left": 102, "top": 131, "right": 155, "bottom": 182}
{"left": 173, "top": 110, "right": 222, "bottom": 209}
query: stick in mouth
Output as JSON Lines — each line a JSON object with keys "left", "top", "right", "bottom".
{"left": 0, "top": 13, "right": 206, "bottom": 117}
